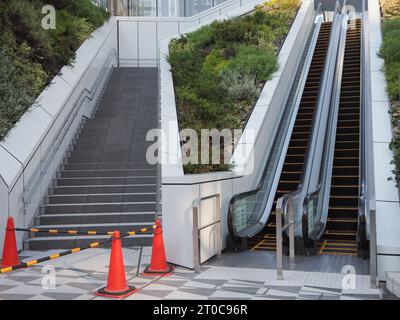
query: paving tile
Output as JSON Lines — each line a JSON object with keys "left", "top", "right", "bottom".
{"left": 178, "top": 287, "right": 217, "bottom": 297}
{"left": 164, "top": 290, "right": 208, "bottom": 300}
{"left": 0, "top": 294, "right": 37, "bottom": 300}
{"left": 137, "top": 289, "right": 174, "bottom": 298}
{"left": 0, "top": 249, "right": 398, "bottom": 300}
{"left": 40, "top": 292, "right": 84, "bottom": 300}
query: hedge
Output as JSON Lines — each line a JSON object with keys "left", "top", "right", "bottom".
{"left": 169, "top": 0, "right": 300, "bottom": 173}
{"left": 0, "top": 0, "right": 110, "bottom": 140}
{"left": 380, "top": 1, "right": 400, "bottom": 186}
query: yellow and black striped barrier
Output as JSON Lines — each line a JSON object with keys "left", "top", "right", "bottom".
{"left": 0, "top": 225, "right": 157, "bottom": 274}
{"left": 14, "top": 226, "right": 156, "bottom": 237}
{"left": 0, "top": 236, "right": 113, "bottom": 274}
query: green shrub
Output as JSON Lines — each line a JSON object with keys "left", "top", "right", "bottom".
{"left": 382, "top": 19, "right": 400, "bottom": 35}
{"left": 5, "top": 0, "right": 54, "bottom": 68}
{"left": 49, "top": 9, "right": 95, "bottom": 70}
{"left": 384, "top": 62, "right": 400, "bottom": 101}
{"left": 0, "top": 46, "right": 36, "bottom": 139}
{"left": 215, "top": 18, "right": 255, "bottom": 46}
{"left": 168, "top": 40, "right": 204, "bottom": 87}
{"left": 50, "top": 0, "right": 110, "bottom": 28}
{"left": 186, "top": 22, "right": 217, "bottom": 49}
{"left": 380, "top": 28, "right": 400, "bottom": 64}
{"left": 380, "top": 1, "right": 400, "bottom": 186}
{"left": 168, "top": 0, "right": 299, "bottom": 173}
{"left": 228, "top": 45, "right": 278, "bottom": 81}
{"left": 0, "top": 0, "right": 110, "bottom": 140}
{"left": 220, "top": 70, "right": 260, "bottom": 102}
{"left": 202, "top": 49, "right": 229, "bottom": 75}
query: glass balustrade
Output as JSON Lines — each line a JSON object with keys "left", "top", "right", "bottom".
{"left": 94, "top": 0, "right": 236, "bottom": 17}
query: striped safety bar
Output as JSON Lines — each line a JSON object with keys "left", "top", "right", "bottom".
{"left": 0, "top": 225, "right": 157, "bottom": 274}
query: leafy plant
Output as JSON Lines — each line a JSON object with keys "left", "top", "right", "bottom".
{"left": 381, "top": 0, "right": 400, "bottom": 19}
{"left": 0, "top": 46, "right": 36, "bottom": 139}
{"left": 0, "top": 0, "right": 110, "bottom": 140}
{"left": 168, "top": 0, "right": 299, "bottom": 173}
{"left": 379, "top": 27, "right": 400, "bottom": 64}
{"left": 380, "top": 2, "right": 400, "bottom": 186}
{"left": 228, "top": 45, "right": 278, "bottom": 81}
{"left": 220, "top": 70, "right": 260, "bottom": 101}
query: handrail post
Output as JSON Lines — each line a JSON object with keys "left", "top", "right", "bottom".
{"left": 276, "top": 198, "right": 284, "bottom": 280}
{"left": 289, "top": 199, "right": 295, "bottom": 265}
{"left": 216, "top": 194, "right": 222, "bottom": 258}
{"left": 192, "top": 201, "right": 201, "bottom": 273}
{"left": 369, "top": 207, "right": 377, "bottom": 288}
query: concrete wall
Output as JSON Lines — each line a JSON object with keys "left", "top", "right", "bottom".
{"left": 367, "top": 0, "right": 400, "bottom": 281}
{"left": 117, "top": 0, "right": 261, "bottom": 67}
{"left": 160, "top": 0, "right": 316, "bottom": 268}
{"left": 0, "top": 18, "right": 118, "bottom": 250}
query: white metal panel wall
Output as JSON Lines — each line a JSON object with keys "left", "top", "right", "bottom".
{"left": 368, "top": 0, "right": 400, "bottom": 280}
{"left": 118, "top": 21, "right": 139, "bottom": 66}
{"left": 117, "top": 0, "right": 265, "bottom": 67}
{"left": 199, "top": 196, "right": 220, "bottom": 263}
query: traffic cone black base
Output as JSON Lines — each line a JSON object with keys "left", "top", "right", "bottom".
{"left": 142, "top": 264, "right": 174, "bottom": 277}
{"left": 96, "top": 285, "right": 137, "bottom": 299}
{"left": 95, "top": 230, "right": 136, "bottom": 299}
{"left": 141, "top": 220, "right": 174, "bottom": 277}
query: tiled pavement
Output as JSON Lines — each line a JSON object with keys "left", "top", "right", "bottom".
{"left": 0, "top": 248, "right": 397, "bottom": 300}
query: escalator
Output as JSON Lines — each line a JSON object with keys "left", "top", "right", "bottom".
{"left": 319, "top": 19, "right": 362, "bottom": 256}
{"left": 249, "top": 22, "right": 333, "bottom": 251}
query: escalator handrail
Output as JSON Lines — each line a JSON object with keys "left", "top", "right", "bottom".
{"left": 358, "top": 0, "right": 375, "bottom": 251}
{"left": 302, "top": 1, "right": 350, "bottom": 240}
{"left": 278, "top": 1, "right": 344, "bottom": 235}
{"left": 227, "top": 4, "right": 325, "bottom": 241}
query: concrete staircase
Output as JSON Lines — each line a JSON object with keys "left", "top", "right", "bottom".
{"left": 25, "top": 68, "right": 159, "bottom": 250}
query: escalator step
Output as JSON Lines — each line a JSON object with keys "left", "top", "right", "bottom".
{"left": 249, "top": 21, "right": 333, "bottom": 252}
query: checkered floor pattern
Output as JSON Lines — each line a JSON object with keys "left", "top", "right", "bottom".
{"left": 0, "top": 249, "right": 397, "bottom": 300}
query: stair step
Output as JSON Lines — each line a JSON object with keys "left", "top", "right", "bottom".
{"left": 52, "top": 184, "right": 156, "bottom": 195}
{"left": 60, "top": 169, "right": 157, "bottom": 178}
{"left": 57, "top": 176, "right": 156, "bottom": 186}
{"left": 38, "top": 212, "right": 155, "bottom": 225}
{"left": 46, "top": 193, "right": 156, "bottom": 204}
{"left": 26, "top": 234, "right": 153, "bottom": 250}
{"left": 63, "top": 162, "right": 156, "bottom": 170}
{"left": 41, "top": 202, "right": 156, "bottom": 214}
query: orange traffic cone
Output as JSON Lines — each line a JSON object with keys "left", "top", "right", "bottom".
{"left": 1, "top": 217, "right": 20, "bottom": 268}
{"left": 96, "top": 230, "right": 136, "bottom": 299}
{"left": 142, "top": 219, "right": 174, "bottom": 277}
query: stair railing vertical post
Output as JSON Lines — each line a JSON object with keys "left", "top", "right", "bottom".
{"left": 216, "top": 194, "right": 222, "bottom": 258}
{"left": 369, "top": 206, "right": 377, "bottom": 287}
{"left": 289, "top": 198, "right": 295, "bottom": 265}
{"left": 276, "top": 197, "right": 284, "bottom": 280}
{"left": 156, "top": 51, "right": 162, "bottom": 221}
{"left": 192, "top": 200, "right": 201, "bottom": 273}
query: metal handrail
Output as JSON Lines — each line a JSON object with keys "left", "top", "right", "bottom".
{"left": 22, "top": 49, "right": 119, "bottom": 213}
{"left": 279, "top": 1, "right": 343, "bottom": 239}
{"left": 227, "top": 5, "right": 324, "bottom": 243}
{"left": 156, "top": 54, "right": 162, "bottom": 220}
